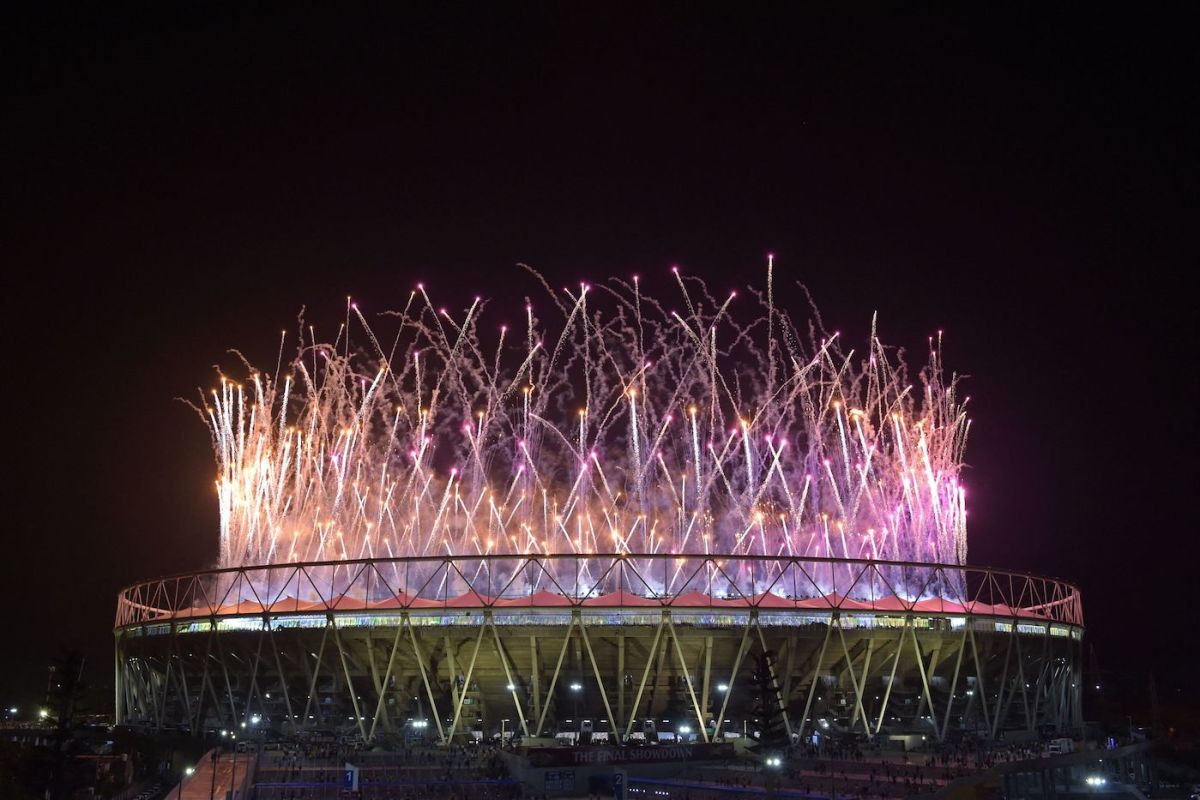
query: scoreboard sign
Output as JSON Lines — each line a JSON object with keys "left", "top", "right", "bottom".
{"left": 544, "top": 769, "right": 576, "bottom": 793}
{"left": 343, "top": 763, "right": 359, "bottom": 791}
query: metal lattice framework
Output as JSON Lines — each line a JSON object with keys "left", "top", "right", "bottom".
{"left": 114, "top": 555, "right": 1083, "bottom": 744}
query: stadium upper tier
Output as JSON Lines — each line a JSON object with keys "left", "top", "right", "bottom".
{"left": 115, "top": 554, "right": 1082, "bottom": 629}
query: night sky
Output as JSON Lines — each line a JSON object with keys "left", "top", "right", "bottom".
{"left": 3, "top": 5, "right": 1196, "bottom": 714}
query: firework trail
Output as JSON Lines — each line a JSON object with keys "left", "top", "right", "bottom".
{"left": 197, "top": 266, "right": 969, "bottom": 601}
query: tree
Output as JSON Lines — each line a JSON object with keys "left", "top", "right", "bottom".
{"left": 46, "top": 650, "right": 90, "bottom": 800}
{"left": 750, "top": 650, "right": 788, "bottom": 798}
{"left": 751, "top": 650, "right": 788, "bottom": 751}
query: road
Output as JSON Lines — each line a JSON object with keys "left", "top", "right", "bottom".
{"left": 171, "top": 752, "right": 254, "bottom": 800}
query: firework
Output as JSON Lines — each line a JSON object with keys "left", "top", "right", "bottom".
{"left": 198, "top": 263, "right": 969, "bottom": 600}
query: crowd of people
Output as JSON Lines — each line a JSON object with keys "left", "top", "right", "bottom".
{"left": 237, "top": 729, "right": 1069, "bottom": 800}
{"left": 252, "top": 742, "right": 519, "bottom": 799}
{"left": 673, "top": 735, "right": 1041, "bottom": 800}
{"left": 253, "top": 784, "right": 520, "bottom": 800}
{"left": 694, "top": 760, "right": 952, "bottom": 800}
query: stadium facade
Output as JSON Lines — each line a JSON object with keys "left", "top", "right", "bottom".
{"left": 114, "top": 554, "right": 1082, "bottom": 744}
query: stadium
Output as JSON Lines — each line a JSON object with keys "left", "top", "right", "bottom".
{"left": 113, "top": 273, "right": 1084, "bottom": 750}
{"left": 113, "top": 553, "right": 1082, "bottom": 744}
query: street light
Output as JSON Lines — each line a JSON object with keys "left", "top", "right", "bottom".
{"left": 177, "top": 765, "right": 193, "bottom": 800}
{"left": 568, "top": 683, "right": 583, "bottom": 733}
{"left": 716, "top": 683, "right": 729, "bottom": 693}
{"left": 231, "top": 738, "right": 243, "bottom": 799}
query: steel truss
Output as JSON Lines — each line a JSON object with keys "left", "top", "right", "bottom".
{"left": 114, "top": 554, "right": 1083, "bottom": 743}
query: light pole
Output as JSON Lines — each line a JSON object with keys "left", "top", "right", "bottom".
{"left": 209, "top": 747, "right": 218, "bottom": 800}
{"left": 231, "top": 743, "right": 239, "bottom": 800}
{"left": 570, "top": 682, "right": 582, "bottom": 742}
{"left": 178, "top": 765, "right": 193, "bottom": 799}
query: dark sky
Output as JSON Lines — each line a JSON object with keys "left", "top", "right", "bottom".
{"left": 2, "top": 5, "right": 1196, "bottom": 713}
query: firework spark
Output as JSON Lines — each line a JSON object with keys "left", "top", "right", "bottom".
{"left": 197, "top": 265, "right": 969, "bottom": 599}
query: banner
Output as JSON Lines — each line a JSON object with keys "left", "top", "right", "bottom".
{"left": 525, "top": 743, "right": 735, "bottom": 768}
